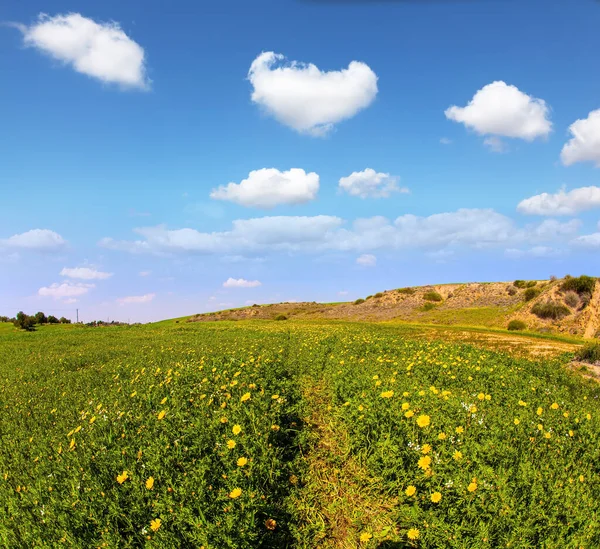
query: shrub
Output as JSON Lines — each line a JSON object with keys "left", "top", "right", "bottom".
{"left": 524, "top": 287, "right": 541, "bottom": 302}
{"left": 47, "top": 315, "right": 59, "bottom": 324}
{"left": 274, "top": 314, "right": 288, "bottom": 321}
{"left": 34, "top": 312, "right": 47, "bottom": 325}
{"left": 507, "top": 286, "right": 517, "bottom": 296}
{"left": 513, "top": 280, "right": 528, "bottom": 289}
{"left": 563, "top": 291, "right": 580, "bottom": 308}
{"left": 423, "top": 291, "right": 443, "bottom": 302}
{"left": 576, "top": 342, "right": 600, "bottom": 364}
{"left": 59, "top": 317, "right": 72, "bottom": 324}
{"left": 365, "top": 295, "right": 373, "bottom": 300}
{"left": 560, "top": 275, "right": 596, "bottom": 296}
{"left": 373, "top": 292, "right": 384, "bottom": 299}
{"left": 397, "top": 287, "right": 415, "bottom": 295}
{"left": 507, "top": 320, "right": 527, "bottom": 331}
{"left": 13, "top": 311, "right": 36, "bottom": 331}
{"left": 580, "top": 292, "right": 592, "bottom": 308}
{"left": 550, "top": 275, "right": 557, "bottom": 282}
{"left": 421, "top": 302, "right": 436, "bottom": 311}
{"left": 353, "top": 298, "right": 365, "bottom": 305}
{"left": 526, "top": 281, "right": 537, "bottom": 288}
{"left": 531, "top": 301, "right": 571, "bottom": 320}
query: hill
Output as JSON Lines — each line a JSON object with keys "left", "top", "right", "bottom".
{"left": 189, "top": 276, "right": 600, "bottom": 338}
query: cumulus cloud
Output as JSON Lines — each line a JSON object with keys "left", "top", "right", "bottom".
{"left": 338, "top": 169, "right": 408, "bottom": 199}
{"left": 518, "top": 186, "right": 600, "bottom": 216}
{"left": 248, "top": 51, "right": 378, "bottom": 136}
{"left": 356, "top": 254, "right": 377, "bottom": 266}
{"left": 18, "top": 13, "right": 149, "bottom": 89}
{"left": 445, "top": 81, "right": 551, "bottom": 141}
{"left": 60, "top": 266, "right": 113, "bottom": 280}
{"left": 483, "top": 136, "right": 507, "bottom": 153}
{"left": 38, "top": 282, "right": 94, "bottom": 299}
{"left": 210, "top": 168, "right": 319, "bottom": 208}
{"left": 1, "top": 229, "right": 66, "bottom": 251}
{"left": 573, "top": 221, "right": 600, "bottom": 248}
{"left": 223, "top": 278, "right": 262, "bottom": 288}
{"left": 560, "top": 110, "right": 600, "bottom": 166}
{"left": 117, "top": 293, "right": 155, "bottom": 305}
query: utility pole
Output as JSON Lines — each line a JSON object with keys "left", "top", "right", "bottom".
{"left": 76, "top": 309, "right": 79, "bottom": 323}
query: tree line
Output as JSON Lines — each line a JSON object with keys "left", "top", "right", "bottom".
{"left": 0, "top": 312, "right": 72, "bottom": 331}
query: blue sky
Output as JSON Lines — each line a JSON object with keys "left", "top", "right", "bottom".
{"left": 2, "top": 0, "right": 600, "bottom": 322}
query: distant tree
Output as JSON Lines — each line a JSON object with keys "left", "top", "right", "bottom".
{"left": 59, "top": 317, "right": 72, "bottom": 324}
{"left": 0, "top": 316, "right": 10, "bottom": 322}
{"left": 14, "top": 311, "right": 36, "bottom": 331}
{"left": 34, "top": 311, "right": 48, "bottom": 325}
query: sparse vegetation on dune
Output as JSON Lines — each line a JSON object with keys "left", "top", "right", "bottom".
{"left": 1, "top": 320, "right": 599, "bottom": 547}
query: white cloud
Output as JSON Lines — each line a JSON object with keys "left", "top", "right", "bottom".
{"left": 210, "top": 168, "right": 319, "bottom": 208}
{"left": 100, "top": 210, "right": 581, "bottom": 257}
{"left": 117, "top": 293, "right": 155, "bottom": 305}
{"left": 356, "top": 254, "right": 377, "bottom": 267}
{"left": 573, "top": 221, "right": 600, "bottom": 248}
{"left": 19, "top": 13, "right": 148, "bottom": 90}
{"left": 223, "top": 277, "right": 262, "bottom": 288}
{"left": 518, "top": 186, "right": 600, "bottom": 216}
{"left": 38, "top": 282, "right": 94, "bottom": 299}
{"left": 60, "top": 266, "right": 113, "bottom": 280}
{"left": 338, "top": 169, "right": 408, "bottom": 199}
{"left": 440, "top": 137, "right": 452, "bottom": 145}
{"left": 445, "top": 81, "right": 551, "bottom": 141}
{"left": 338, "top": 291, "right": 349, "bottom": 296}
{"left": 248, "top": 51, "right": 378, "bottom": 136}
{"left": 560, "top": 110, "right": 600, "bottom": 166}
{"left": 505, "top": 246, "right": 562, "bottom": 259}
{"left": 1, "top": 229, "right": 66, "bottom": 251}
{"left": 139, "top": 271, "right": 151, "bottom": 277}
{"left": 483, "top": 136, "right": 507, "bottom": 153}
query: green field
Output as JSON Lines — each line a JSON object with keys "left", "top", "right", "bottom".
{"left": 1, "top": 321, "right": 599, "bottom": 548}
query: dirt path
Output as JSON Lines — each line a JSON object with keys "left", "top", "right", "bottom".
{"left": 293, "top": 378, "right": 400, "bottom": 548}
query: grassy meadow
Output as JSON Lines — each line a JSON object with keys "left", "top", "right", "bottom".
{"left": 0, "top": 320, "right": 599, "bottom": 548}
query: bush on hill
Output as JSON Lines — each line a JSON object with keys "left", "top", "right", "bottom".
{"left": 353, "top": 298, "right": 365, "bottom": 305}
{"left": 531, "top": 301, "right": 571, "bottom": 320}
{"left": 524, "top": 287, "right": 542, "bottom": 302}
{"left": 507, "top": 319, "right": 527, "bottom": 331}
{"left": 576, "top": 342, "right": 600, "bottom": 364}
{"left": 561, "top": 275, "right": 596, "bottom": 296}
{"left": 423, "top": 291, "right": 443, "bottom": 302}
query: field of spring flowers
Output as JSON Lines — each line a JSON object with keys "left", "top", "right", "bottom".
{"left": 0, "top": 320, "right": 599, "bottom": 548}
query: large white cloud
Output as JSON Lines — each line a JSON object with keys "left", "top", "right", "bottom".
{"left": 248, "top": 51, "right": 378, "bottom": 136}
{"left": 573, "top": 221, "right": 600, "bottom": 248}
{"left": 117, "top": 293, "right": 155, "bottom": 305}
{"left": 60, "top": 266, "right": 113, "bottom": 280}
{"left": 445, "top": 81, "right": 551, "bottom": 140}
{"left": 19, "top": 13, "right": 149, "bottom": 90}
{"left": 518, "top": 186, "right": 600, "bottom": 216}
{"left": 210, "top": 168, "right": 319, "bottom": 208}
{"left": 560, "top": 110, "right": 600, "bottom": 166}
{"left": 223, "top": 278, "right": 262, "bottom": 288}
{"left": 38, "top": 282, "right": 94, "bottom": 299}
{"left": 1, "top": 229, "right": 66, "bottom": 251}
{"left": 99, "top": 210, "right": 577, "bottom": 257}
{"left": 338, "top": 169, "right": 408, "bottom": 199}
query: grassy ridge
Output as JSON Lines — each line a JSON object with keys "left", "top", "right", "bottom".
{"left": 0, "top": 321, "right": 598, "bottom": 547}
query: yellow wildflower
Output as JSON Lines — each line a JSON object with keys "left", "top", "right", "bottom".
{"left": 150, "top": 518, "right": 161, "bottom": 532}
{"left": 229, "top": 488, "right": 242, "bottom": 499}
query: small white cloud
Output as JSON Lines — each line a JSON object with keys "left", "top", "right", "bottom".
{"left": 223, "top": 277, "right": 262, "bottom": 288}
{"left": 338, "top": 169, "right": 408, "bottom": 199}
{"left": 561, "top": 110, "right": 600, "bottom": 166}
{"left": 211, "top": 168, "right": 319, "bottom": 208}
{"left": 1, "top": 229, "right": 66, "bottom": 251}
{"left": 483, "top": 136, "right": 507, "bottom": 153}
{"left": 117, "top": 293, "right": 155, "bottom": 305}
{"left": 440, "top": 137, "right": 452, "bottom": 145}
{"left": 356, "top": 254, "right": 377, "bottom": 267}
{"left": 38, "top": 282, "right": 94, "bottom": 299}
{"left": 18, "top": 13, "right": 149, "bottom": 89}
{"left": 60, "top": 266, "right": 113, "bottom": 280}
{"left": 248, "top": 51, "right": 378, "bottom": 136}
{"left": 139, "top": 271, "right": 151, "bottom": 277}
{"left": 505, "top": 246, "right": 562, "bottom": 259}
{"left": 63, "top": 298, "right": 78, "bottom": 304}
{"left": 518, "top": 186, "right": 600, "bottom": 216}
{"left": 445, "top": 81, "right": 551, "bottom": 141}
{"left": 338, "top": 291, "right": 349, "bottom": 296}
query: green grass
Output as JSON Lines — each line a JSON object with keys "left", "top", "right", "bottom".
{"left": 412, "top": 306, "right": 512, "bottom": 328}
{"left": 0, "top": 321, "right": 598, "bottom": 548}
